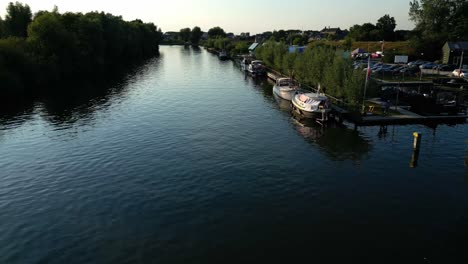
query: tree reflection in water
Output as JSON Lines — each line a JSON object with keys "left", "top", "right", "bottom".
{"left": 0, "top": 57, "right": 161, "bottom": 129}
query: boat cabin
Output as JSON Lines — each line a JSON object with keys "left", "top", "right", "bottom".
{"left": 276, "top": 78, "right": 297, "bottom": 87}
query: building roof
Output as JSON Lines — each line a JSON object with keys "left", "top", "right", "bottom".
{"left": 249, "top": 43, "right": 260, "bottom": 51}
{"left": 447, "top": 41, "right": 468, "bottom": 51}
{"left": 321, "top": 27, "right": 341, "bottom": 34}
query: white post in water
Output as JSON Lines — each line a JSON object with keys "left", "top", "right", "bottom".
{"left": 413, "top": 132, "right": 422, "bottom": 150}
{"left": 410, "top": 132, "right": 422, "bottom": 168}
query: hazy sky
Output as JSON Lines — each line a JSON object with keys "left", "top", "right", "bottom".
{"left": 0, "top": 0, "right": 415, "bottom": 34}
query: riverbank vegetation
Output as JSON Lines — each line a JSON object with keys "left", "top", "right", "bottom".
{"left": 0, "top": 2, "right": 162, "bottom": 97}
{"left": 201, "top": 26, "right": 250, "bottom": 56}
{"left": 255, "top": 41, "right": 378, "bottom": 108}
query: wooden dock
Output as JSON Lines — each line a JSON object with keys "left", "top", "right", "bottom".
{"left": 356, "top": 114, "right": 467, "bottom": 126}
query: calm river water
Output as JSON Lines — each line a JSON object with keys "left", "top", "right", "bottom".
{"left": 0, "top": 46, "right": 467, "bottom": 264}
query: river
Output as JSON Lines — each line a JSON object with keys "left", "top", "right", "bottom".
{"left": 0, "top": 46, "right": 467, "bottom": 263}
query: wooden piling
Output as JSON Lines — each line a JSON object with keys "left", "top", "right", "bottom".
{"left": 413, "top": 132, "right": 422, "bottom": 150}
{"left": 410, "top": 132, "right": 422, "bottom": 168}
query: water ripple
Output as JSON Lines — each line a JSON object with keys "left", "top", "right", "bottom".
{"left": 0, "top": 46, "right": 466, "bottom": 263}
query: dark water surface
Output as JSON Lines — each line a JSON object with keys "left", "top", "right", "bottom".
{"left": 1, "top": 46, "right": 467, "bottom": 264}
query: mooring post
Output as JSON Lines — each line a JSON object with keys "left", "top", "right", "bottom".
{"left": 410, "top": 132, "right": 422, "bottom": 168}
{"left": 413, "top": 132, "right": 422, "bottom": 150}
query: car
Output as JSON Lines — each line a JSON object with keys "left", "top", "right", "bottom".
{"left": 408, "top": 60, "right": 430, "bottom": 66}
{"left": 451, "top": 69, "right": 468, "bottom": 78}
{"left": 419, "top": 62, "right": 438, "bottom": 69}
{"left": 434, "top": 64, "right": 456, "bottom": 71}
{"left": 400, "top": 65, "right": 421, "bottom": 75}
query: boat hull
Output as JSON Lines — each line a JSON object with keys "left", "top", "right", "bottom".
{"left": 292, "top": 97, "right": 331, "bottom": 120}
{"left": 273, "top": 85, "right": 297, "bottom": 101}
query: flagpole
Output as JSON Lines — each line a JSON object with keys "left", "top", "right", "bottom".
{"left": 362, "top": 56, "right": 371, "bottom": 113}
{"left": 459, "top": 50, "right": 464, "bottom": 77}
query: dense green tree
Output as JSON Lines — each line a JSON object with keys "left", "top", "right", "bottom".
{"left": 409, "top": 0, "right": 468, "bottom": 59}
{"left": 288, "top": 34, "right": 308, "bottom": 46}
{"left": 348, "top": 23, "right": 380, "bottom": 41}
{"left": 0, "top": 37, "right": 34, "bottom": 94}
{"left": 179, "top": 27, "right": 191, "bottom": 42}
{"left": 376, "top": 14, "right": 396, "bottom": 41}
{"left": 410, "top": 0, "right": 468, "bottom": 40}
{"left": 190, "top": 26, "right": 202, "bottom": 45}
{"left": 0, "top": 16, "right": 5, "bottom": 37}
{"left": 1, "top": 2, "right": 162, "bottom": 94}
{"left": 343, "top": 37, "right": 353, "bottom": 51}
{"left": 232, "top": 41, "right": 249, "bottom": 55}
{"left": 272, "top": 30, "right": 287, "bottom": 42}
{"left": 4, "top": 1, "right": 32, "bottom": 38}
{"left": 256, "top": 41, "right": 376, "bottom": 107}
{"left": 207, "top": 26, "right": 225, "bottom": 38}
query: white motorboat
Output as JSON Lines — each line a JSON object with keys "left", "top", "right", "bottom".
{"left": 272, "top": 78, "right": 299, "bottom": 101}
{"left": 219, "top": 50, "right": 228, "bottom": 60}
{"left": 292, "top": 90, "right": 331, "bottom": 120}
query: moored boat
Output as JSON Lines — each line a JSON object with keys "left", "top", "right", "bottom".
{"left": 247, "top": 60, "right": 266, "bottom": 76}
{"left": 272, "top": 78, "right": 300, "bottom": 101}
{"left": 219, "top": 50, "right": 228, "bottom": 60}
{"left": 292, "top": 90, "right": 331, "bottom": 120}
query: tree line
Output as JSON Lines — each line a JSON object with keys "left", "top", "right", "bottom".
{"left": 0, "top": 2, "right": 162, "bottom": 97}
{"left": 255, "top": 41, "right": 377, "bottom": 108}
{"left": 409, "top": 0, "right": 468, "bottom": 60}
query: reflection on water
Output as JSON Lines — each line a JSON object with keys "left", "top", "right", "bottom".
{"left": 273, "top": 93, "right": 292, "bottom": 112}
{"left": 0, "top": 46, "right": 467, "bottom": 264}
{"left": 269, "top": 88, "right": 372, "bottom": 161}
{"left": 0, "top": 56, "right": 161, "bottom": 130}
{"left": 290, "top": 113, "right": 372, "bottom": 161}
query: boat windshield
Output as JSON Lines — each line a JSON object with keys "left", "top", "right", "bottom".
{"left": 278, "top": 78, "right": 297, "bottom": 87}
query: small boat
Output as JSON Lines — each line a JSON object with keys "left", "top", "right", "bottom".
{"left": 247, "top": 60, "right": 266, "bottom": 76}
{"left": 272, "top": 78, "right": 300, "bottom": 101}
{"left": 219, "top": 50, "right": 228, "bottom": 60}
{"left": 240, "top": 56, "right": 252, "bottom": 71}
{"left": 291, "top": 88, "right": 331, "bottom": 120}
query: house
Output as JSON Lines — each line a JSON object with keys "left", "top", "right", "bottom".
{"left": 442, "top": 41, "right": 468, "bottom": 66}
{"left": 240, "top": 32, "right": 250, "bottom": 38}
{"left": 320, "top": 27, "right": 348, "bottom": 40}
{"left": 306, "top": 31, "right": 323, "bottom": 41}
{"left": 248, "top": 43, "right": 260, "bottom": 56}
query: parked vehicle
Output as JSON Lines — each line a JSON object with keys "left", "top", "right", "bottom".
{"left": 400, "top": 65, "right": 420, "bottom": 75}
{"left": 433, "top": 64, "right": 457, "bottom": 71}
{"left": 408, "top": 60, "right": 430, "bottom": 66}
{"left": 373, "top": 64, "right": 394, "bottom": 73}
{"left": 452, "top": 69, "right": 468, "bottom": 78}
{"left": 419, "top": 62, "right": 438, "bottom": 69}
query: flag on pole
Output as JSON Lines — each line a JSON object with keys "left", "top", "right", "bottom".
{"left": 366, "top": 56, "right": 372, "bottom": 81}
